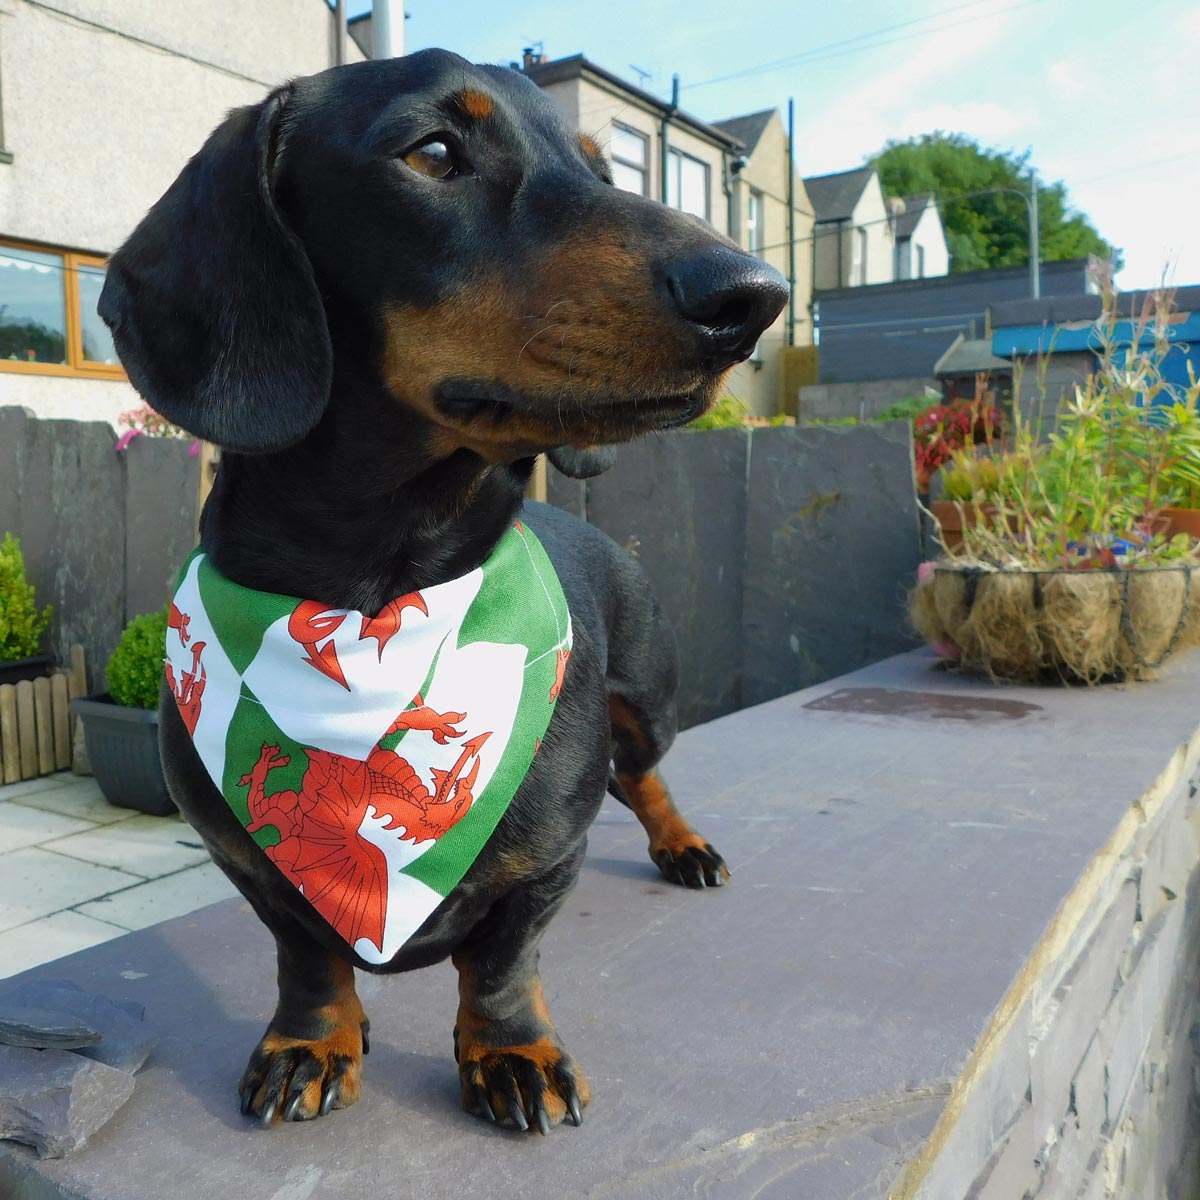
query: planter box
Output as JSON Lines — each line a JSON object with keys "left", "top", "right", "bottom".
{"left": 0, "top": 654, "right": 53, "bottom": 687}
{"left": 70, "top": 694, "right": 175, "bottom": 816}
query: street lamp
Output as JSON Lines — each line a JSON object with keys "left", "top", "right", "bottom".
{"left": 937, "top": 174, "right": 1040, "bottom": 299}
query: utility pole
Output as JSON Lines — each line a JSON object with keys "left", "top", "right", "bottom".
{"left": 787, "top": 97, "right": 796, "bottom": 346}
{"left": 373, "top": 0, "right": 405, "bottom": 59}
{"left": 1029, "top": 170, "right": 1040, "bottom": 299}
{"left": 334, "top": 0, "right": 347, "bottom": 65}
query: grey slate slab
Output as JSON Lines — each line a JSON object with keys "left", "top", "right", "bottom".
{"left": 2, "top": 648, "right": 1199, "bottom": 1198}
{"left": 0, "top": 1046, "right": 135, "bottom": 1159}
{"left": 584, "top": 429, "right": 750, "bottom": 728}
{"left": 0, "top": 982, "right": 156, "bottom": 1073}
{"left": 742, "top": 422, "right": 923, "bottom": 707}
{"left": 0, "top": 1007, "right": 101, "bottom": 1051}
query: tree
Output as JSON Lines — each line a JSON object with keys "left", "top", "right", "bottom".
{"left": 871, "top": 133, "right": 1119, "bottom": 274}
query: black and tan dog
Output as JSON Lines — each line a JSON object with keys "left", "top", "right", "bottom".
{"left": 100, "top": 49, "right": 787, "bottom": 1134}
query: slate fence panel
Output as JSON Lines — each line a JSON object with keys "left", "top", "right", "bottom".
{"left": 0, "top": 406, "right": 199, "bottom": 692}
{"left": 550, "top": 423, "right": 921, "bottom": 727}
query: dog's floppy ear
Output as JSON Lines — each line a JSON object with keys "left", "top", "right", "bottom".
{"left": 546, "top": 445, "right": 617, "bottom": 479}
{"left": 99, "top": 85, "right": 331, "bottom": 453}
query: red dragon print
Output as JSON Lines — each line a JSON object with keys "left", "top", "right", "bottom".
{"left": 288, "top": 592, "right": 429, "bottom": 689}
{"left": 550, "top": 647, "right": 570, "bottom": 701}
{"left": 239, "top": 697, "right": 491, "bottom": 953}
{"left": 165, "top": 604, "right": 206, "bottom": 735}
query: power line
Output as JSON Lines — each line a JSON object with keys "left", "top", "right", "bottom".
{"left": 684, "top": 0, "right": 1044, "bottom": 92}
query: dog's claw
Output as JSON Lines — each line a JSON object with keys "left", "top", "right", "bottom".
{"left": 361, "top": 1018, "right": 371, "bottom": 1056}
{"left": 567, "top": 1092, "right": 583, "bottom": 1127}
{"left": 656, "top": 843, "right": 730, "bottom": 889}
{"left": 320, "top": 1082, "right": 337, "bottom": 1117}
{"left": 239, "top": 1084, "right": 254, "bottom": 1115}
{"left": 283, "top": 1091, "right": 305, "bottom": 1122}
{"left": 535, "top": 1106, "right": 552, "bottom": 1136}
{"left": 259, "top": 1098, "right": 278, "bottom": 1127}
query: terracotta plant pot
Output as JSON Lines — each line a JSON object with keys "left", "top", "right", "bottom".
{"left": 930, "top": 502, "right": 1018, "bottom": 553}
{"left": 1162, "top": 508, "right": 1200, "bottom": 543}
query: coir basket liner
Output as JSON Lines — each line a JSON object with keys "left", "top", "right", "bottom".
{"left": 910, "top": 560, "right": 1200, "bottom": 683}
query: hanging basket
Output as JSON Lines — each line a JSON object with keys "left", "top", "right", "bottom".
{"left": 910, "top": 560, "right": 1200, "bottom": 684}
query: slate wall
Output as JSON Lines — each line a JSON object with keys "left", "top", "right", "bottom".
{"left": 547, "top": 422, "right": 923, "bottom": 728}
{"left": 0, "top": 407, "right": 199, "bottom": 691}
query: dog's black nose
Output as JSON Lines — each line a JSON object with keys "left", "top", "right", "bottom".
{"left": 665, "top": 247, "right": 790, "bottom": 366}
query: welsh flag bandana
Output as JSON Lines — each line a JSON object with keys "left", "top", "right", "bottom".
{"left": 164, "top": 522, "right": 571, "bottom": 965}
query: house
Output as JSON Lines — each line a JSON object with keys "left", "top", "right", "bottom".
{"left": 522, "top": 54, "right": 814, "bottom": 417}
{"left": 805, "top": 166, "right": 895, "bottom": 290}
{"left": 892, "top": 193, "right": 949, "bottom": 281}
{"left": 988, "top": 287, "right": 1200, "bottom": 415}
{"left": 712, "top": 108, "right": 815, "bottom": 410}
{"left": 813, "top": 258, "right": 1097, "bottom": 385}
{"left": 0, "top": 1, "right": 364, "bottom": 426}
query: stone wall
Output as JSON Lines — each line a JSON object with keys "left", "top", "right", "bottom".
{"left": 0, "top": 407, "right": 199, "bottom": 691}
{"left": 896, "top": 750, "right": 1200, "bottom": 1199}
{"left": 548, "top": 422, "right": 923, "bottom": 728}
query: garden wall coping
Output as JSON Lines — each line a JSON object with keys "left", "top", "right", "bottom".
{"left": 2, "top": 648, "right": 1198, "bottom": 1198}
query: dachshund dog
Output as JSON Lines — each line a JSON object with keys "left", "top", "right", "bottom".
{"left": 100, "top": 49, "right": 787, "bottom": 1135}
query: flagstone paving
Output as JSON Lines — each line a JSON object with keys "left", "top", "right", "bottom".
{"left": 0, "top": 774, "right": 232, "bottom": 980}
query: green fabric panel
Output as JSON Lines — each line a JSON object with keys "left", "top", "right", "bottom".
{"left": 221, "top": 682, "right": 307, "bottom": 850}
{"left": 197, "top": 557, "right": 298, "bottom": 675}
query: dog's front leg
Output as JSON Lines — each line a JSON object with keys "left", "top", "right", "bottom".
{"left": 238, "top": 936, "right": 369, "bottom": 1126}
{"left": 452, "top": 851, "right": 591, "bottom": 1135}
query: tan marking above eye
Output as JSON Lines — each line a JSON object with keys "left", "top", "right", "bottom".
{"left": 456, "top": 89, "right": 495, "bottom": 120}
{"left": 404, "top": 140, "right": 456, "bottom": 179}
{"left": 578, "top": 134, "right": 602, "bottom": 160}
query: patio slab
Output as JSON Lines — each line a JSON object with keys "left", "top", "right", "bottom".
{"left": 1, "top": 648, "right": 1198, "bottom": 1198}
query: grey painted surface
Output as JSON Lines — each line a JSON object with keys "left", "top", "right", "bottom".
{"left": 0, "top": 407, "right": 198, "bottom": 690}
{"left": 583, "top": 430, "right": 751, "bottom": 728}
{"left": 742, "top": 422, "right": 921, "bottom": 707}
{"left": 798, "top": 376, "right": 937, "bottom": 422}
{"left": 814, "top": 259, "right": 1093, "bottom": 384}
{"left": 3, "top": 648, "right": 1200, "bottom": 1197}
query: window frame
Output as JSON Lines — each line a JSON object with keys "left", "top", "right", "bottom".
{"left": 747, "top": 187, "right": 764, "bottom": 257}
{"left": 667, "top": 147, "right": 710, "bottom": 222}
{"left": 0, "top": 239, "right": 125, "bottom": 380}
{"left": 609, "top": 122, "right": 649, "bottom": 197}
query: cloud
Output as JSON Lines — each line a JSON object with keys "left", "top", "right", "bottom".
{"left": 1048, "top": 60, "right": 1085, "bottom": 100}
{"left": 893, "top": 101, "right": 1027, "bottom": 144}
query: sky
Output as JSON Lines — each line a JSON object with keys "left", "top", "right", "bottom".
{"left": 349, "top": 0, "right": 1200, "bottom": 291}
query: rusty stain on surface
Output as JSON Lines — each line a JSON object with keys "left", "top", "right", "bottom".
{"left": 804, "top": 687, "right": 1041, "bottom": 722}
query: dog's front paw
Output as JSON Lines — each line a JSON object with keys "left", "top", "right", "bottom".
{"left": 238, "top": 1014, "right": 370, "bottom": 1126}
{"left": 456, "top": 1031, "right": 590, "bottom": 1135}
{"left": 653, "top": 839, "right": 730, "bottom": 889}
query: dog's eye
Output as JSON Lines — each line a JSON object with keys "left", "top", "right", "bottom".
{"left": 403, "top": 139, "right": 459, "bottom": 180}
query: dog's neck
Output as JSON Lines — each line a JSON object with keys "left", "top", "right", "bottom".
{"left": 200, "top": 375, "right": 532, "bottom": 615}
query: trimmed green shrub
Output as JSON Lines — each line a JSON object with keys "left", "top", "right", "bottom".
{"left": 0, "top": 533, "right": 52, "bottom": 661}
{"left": 107, "top": 606, "right": 168, "bottom": 710}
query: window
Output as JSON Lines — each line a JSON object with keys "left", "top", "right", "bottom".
{"left": 747, "top": 188, "right": 764, "bottom": 256}
{"left": 916, "top": 243, "right": 927, "bottom": 279}
{"left": 850, "top": 226, "right": 868, "bottom": 285}
{"left": 610, "top": 123, "right": 649, "bottom": 196}
{"left": 667, "top": 148, "right": 709, "bottom": 221}
{"left": 0, "top": 241, "right": 122, "bottom": 378}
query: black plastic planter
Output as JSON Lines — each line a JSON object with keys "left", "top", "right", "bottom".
{"left": 0, "top": 654, "right": 53, "bottom": 686}
{"left": 70, "top": 694, "right": 175, "bottom": 816}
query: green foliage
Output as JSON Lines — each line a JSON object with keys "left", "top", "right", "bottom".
{"left": 107, "top": 606, "right": 168, "bottom": 710}
{"left": 872, "top": 133, "right": 1118, "bottom": 274}
{"left": 945, "top": 294, "right": 1200, "bottom": 567}
{"left": 876, "top": 395, "right": 935, "bottom": 423}
{"left": 0, "top": 533, "right": 52, "bottom": 661}
{"left": 688, "top": 395, "right": 749, "bottom": 430}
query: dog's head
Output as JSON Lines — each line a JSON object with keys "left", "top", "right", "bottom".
{"left": 100, "top": 50, "right": 788, "bottom": 460}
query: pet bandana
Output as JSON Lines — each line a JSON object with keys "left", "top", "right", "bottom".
{"left": 165, "top": 522, "right": 571, "bottom": 964}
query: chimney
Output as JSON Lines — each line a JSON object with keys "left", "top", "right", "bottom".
{"left": 522, "top": 46, "right": 547, "bottom": 71}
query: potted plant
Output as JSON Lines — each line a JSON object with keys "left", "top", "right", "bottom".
{"left": 912, "top": 291, "right": 1200, "bottom": 684}
{"left": 0, "top": 532, "right": 53, "bottom": 685}
{"left": 71, "top": 606, "right": 175, "bottom": 815}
